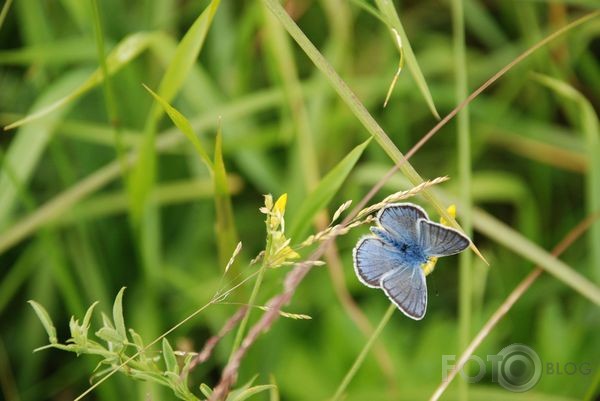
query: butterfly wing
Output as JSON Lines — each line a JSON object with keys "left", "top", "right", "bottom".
{"left": 376, "top": 203, "right": 428, "bottom": 244}
{"left": 353, "top": 236, "right": 405, "bottom": 288}
{"left": 418, "top": 219, "right": 470, "bottom": 257}
{"left": 380, "top": 262, "right": 427, "bottom": 320}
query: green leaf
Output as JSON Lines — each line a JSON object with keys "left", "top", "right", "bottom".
{"left": 112, "top": 287, "right": 127, "bottom": 341}
{"left": 214, "top": 126, "right": 240, "bottom": 269}
{"left": 28, "top": 300, "right": 58, "bottom": 344}
{"left": 0, "top": 0, "right": 14, "bottom": 31}
{"left": 200, "top": 383, "right": 213, "bottom": 398}
{"left": 69, "top": 316, "right": 81, "bottom": 342}
{"left": 532, "top": 72, "right": 600, "bottom": 284}
{"left": 162, "top": 338, "right": 179, "bottom": 374}
{"left": 289, "top": 138, "right": 371, "bottom": 240}
{"left": 143, "top": 84, "right": 213, "bottom": 170}
{"left": 4, "top": 32, "right": 159, "bottom": 130}
{"left": 181, "top": 353, "right": 195, "bottom": 387}
{"left": 129, "top": 369, "right": 171, "bottom": 386}
{"left": 473, "top": 208, "right": 600, "bottom": 306}
{"left": 129, "top": 329, "right": 145, "bottom": 350}
{"left": 82, "top": 301, "right": 99, "bottom": 335}
{"left": 226, "top": 376, "right": 275, "bottom": 401}
{"left": 0, "top": 70, "right": 88, "bottom": 231}
{"left": 129, "top": 0, "right": 221, "bottom": 225}
{"left": 374, "top": 0, "right": 440, "bottom": 119}
{"left": 129, "top": 329, "right": 151, "bottom": 367}
{"left": 95, "top": 327, "right": 124, "bottom": 344}
{"left": 149, "top": 0, "right": 221, "bottom": 120}
{"left": 228, "top": 385, "right": 276, "bottom": 401}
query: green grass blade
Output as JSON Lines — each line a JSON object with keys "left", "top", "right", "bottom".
{"left": 0, "top": 70, "right": 88, "bottom": 230}
{"left": 28, "top": 300, "right": 58, "bottom": 344}
{"left": 0, "top": 0, "right": 13, "bottom": 31}
{"left": 90, "top": 0, "right": 126, "bottom": 175}
{"left": 129, "top": 0, "right": 220, "bottom": 225}
{"left": 112, "top": 287, "right": 127, "bottom": 341}
{"left": 451, "top": 0, "right": 473, "bottom": 399}
{"left": 262, "top": 3, "right": 319, "bottom": 192}
{"left": 0, "top": 37, "right": 96, "bottom": 65}
{"left": 289, "top": 138, "right": 371, "bottom": 241}
{"left": 374, "top": 0, "right": 440, "bottom": 119}
{"left": 150, "top": 0, "right": 221, "bottom": 120}
{"left": 58, "top": 177, "right": 241, "bottom": 225}
{"left": 531, "top": 73, "right": 600, "bottom": 284}
{"left": 161, "top": 338, "right": 178, "bottom": 374}
{"left": 213, "top": 126, "right": 239, "bottom": 269}
{"left": 4, "top": 32, "right": 159, "bottom": 130}
{"left": 263, "top": 0, "right": 481, "bottom": 260}
{"left": 0, "top": 86, "right": 287, "bottom": 257}
{"left": 143, "top": 84, "right": 213, "bottom": 170}
{"left": 473, "top": 208, "right": 600, "bottom": 306}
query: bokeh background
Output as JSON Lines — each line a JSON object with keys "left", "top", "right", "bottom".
{"left": 0, "top": 0, "right": 599, "bottom": 400}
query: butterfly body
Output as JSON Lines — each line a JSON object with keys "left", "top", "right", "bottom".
{"left": 371, "top": 226, "right": 428, "bottom": 266}
{"left": 353, "top": 203, "right": 470, "bottom": 320}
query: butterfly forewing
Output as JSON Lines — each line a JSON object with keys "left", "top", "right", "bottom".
{"left": 380, "top": 263, "right": 427, "bottom": 320}
{"left": 376, "top": 203, "right": 427, "bottom": 245}
{"left": 418, "top": 219, "right": 470, "bottom": 257}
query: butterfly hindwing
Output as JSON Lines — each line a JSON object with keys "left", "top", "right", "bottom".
{"left": 380, "top": 263, "right": 427, "bottom": 320}
{"left": 353, "top": 236, "right": 403, "bottom": 288}
{"left": 376, "top": 203, "right": 427, "bottom": 245}
{"left": 418, "top": 219, "right": 470, "bottom": 257}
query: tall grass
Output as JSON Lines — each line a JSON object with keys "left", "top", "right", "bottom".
{"left": 0, "top": 1, "right": 598, "bottom": 401}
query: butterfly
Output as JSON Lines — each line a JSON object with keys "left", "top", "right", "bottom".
{"left": 353, "top": 203, "right": 470, "bottom": 320}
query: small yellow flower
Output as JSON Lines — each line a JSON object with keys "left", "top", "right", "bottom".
{"left": 261, "top": 193, "right": 299, "bottom": 268}
{"left": 273, "top": 193, "right": 287, "bottom": 214}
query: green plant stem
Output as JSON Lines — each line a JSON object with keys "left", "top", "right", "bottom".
{"left": 330, "top": 303, "right": 395, "bottom": 401}
{"left": 452, "top": 0, "right": 472, "bottom": 400}
{"left": 0, "top": 0, "right": 13, "bottom": 31}
{"left": 228, "top": 262, "right": 268, "bottom": 361}
{"left": 89, "top": 0, "right": 126, "bottom": 177}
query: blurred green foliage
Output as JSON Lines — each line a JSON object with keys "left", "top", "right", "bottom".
{"left": 0, "top": 1, "right": 599, "bottom": 400}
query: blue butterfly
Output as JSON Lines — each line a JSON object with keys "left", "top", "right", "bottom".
{"left": 353, "top": 203, "right": 470, "bottom": 320}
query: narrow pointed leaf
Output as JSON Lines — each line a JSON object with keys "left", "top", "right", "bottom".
{"left": 228, "top": 385, "right": 277, "bottom": 401}
{"left": 214, "top": 126, "right": 240, "bottom": 269}
{"left": 28, "top": 300, "right": 58, "bottom": 344}
{"left": 82, "top": 301, "right": 99, "bottom": 334}
{"left": 4, "top": 32, "right": 159, "bottom": 130}
{"left": 112, "top": 287, "right": 127, "bottom": 341}
{"left": 0, "top": 70, "right": 87, "bottom": 230}
{"left": 95, "top": 327, "right": 123, "bottom": 344}
{"left": 200, "top": 383, "right": 213, "bottom": 398}
{"left": 150, "top": 0, "right": 221, "bottom": 120}
{"left": 143, "top": 84, "right": 213, "bottom": 170}
{"left": 162, "top": 338, "right": 179, "bottom": 374}
{"left": 129, "top": 0, "right": 220, "bottom": 224}
{"left": 289, "top": 138, "right": 371, "bottom": 240}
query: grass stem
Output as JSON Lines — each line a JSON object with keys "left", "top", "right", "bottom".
{"left": 330, "top": 303, "right": 395, "bottom": 401}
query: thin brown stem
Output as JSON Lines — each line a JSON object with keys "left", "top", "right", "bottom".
{"left": 429, "top": 212, "right": 600, "bottom": 401}
{"left": 183, "top": 306, "right": 248, "bottom": 377}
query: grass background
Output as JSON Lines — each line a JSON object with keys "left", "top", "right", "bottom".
{"left": 0, "top": 0, "right": 599, "bottom": 400}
